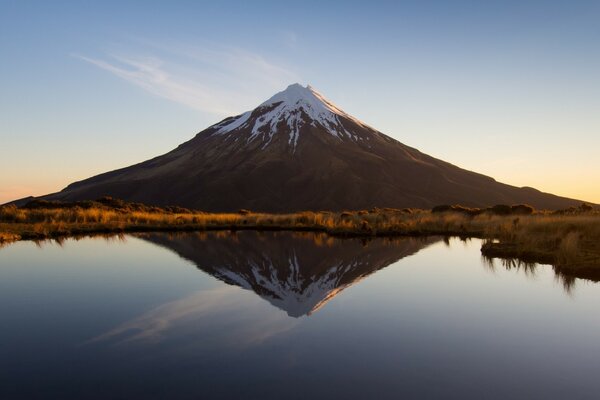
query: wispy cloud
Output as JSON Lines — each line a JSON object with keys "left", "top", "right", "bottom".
{"left": 74, "top": 42, "right": 300, "bottom": 116}
{"left": 85, "top": 286, "right": 298, "bottom": 347}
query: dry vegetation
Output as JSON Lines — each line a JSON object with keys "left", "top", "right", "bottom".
{"left": 1, "top": 197, "right": 599, "bottom": 274}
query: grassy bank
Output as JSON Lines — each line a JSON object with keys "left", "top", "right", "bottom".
{"left": 1, "top": 198, "right": 599, "bottom": 274}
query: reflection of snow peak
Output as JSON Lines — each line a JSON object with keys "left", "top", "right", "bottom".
{"left": 213, "top": 83, "right": 369, "bottom": 149}
{"left": 215, "top": 253, "right": 370, "bottom": 318}
{"left": 138, "top": 232, "right": 442, "bottom": 319}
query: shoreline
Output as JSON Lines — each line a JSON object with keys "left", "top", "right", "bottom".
{"left": 2, "top": 199, "right": 599, "bottom": 278}
{"left": 2, "top": 224, "right": 599, "bottom": 284}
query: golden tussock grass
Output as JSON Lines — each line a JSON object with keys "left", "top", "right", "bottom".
{"left": 1, "top": 200, "right": 599, "bottom": 270}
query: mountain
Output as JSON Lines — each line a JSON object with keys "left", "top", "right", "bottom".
{"left": 37, "top": 83, "right": 582, "bottom": 211}
{"left": 138, "top": 231, "right": 441, "bottom": 317}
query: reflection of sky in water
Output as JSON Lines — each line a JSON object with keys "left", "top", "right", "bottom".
{"left": 0, "top": 234, "right": 599, "bottom": 399}
{"left": 88, "top": 285, "right": 299, "bottom": 348}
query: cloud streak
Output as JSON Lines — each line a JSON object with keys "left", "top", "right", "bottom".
{"left": 75, "top": 43, "right": 300, "bottom": 116}
{"left": 85, "top": 286, "right": 298, "bottom": 347}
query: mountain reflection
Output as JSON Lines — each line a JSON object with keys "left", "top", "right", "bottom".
{"left": 137, "top": 231, "right": 441, "bottom": 317}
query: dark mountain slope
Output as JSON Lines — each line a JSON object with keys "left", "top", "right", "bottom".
{"left": 39, "top": 84, "right": 582, "bottom": 211}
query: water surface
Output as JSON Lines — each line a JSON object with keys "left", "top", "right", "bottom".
{"left": 1, "top": 232, "right": 599, "bottom": 399}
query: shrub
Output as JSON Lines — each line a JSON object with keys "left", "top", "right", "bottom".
{"left": 453, "top": 205, "right": 482, "bottom": 216}
{"left": 96, "top": 196, "right": 127, "bottom": 209}
{"left": 340, "top": 212, "right": 353, "bottom": 220}
{"left": 552, "top": 207, "right": 577, "bottom": 215}
{"left": 511, "top": 204, "right": 535, "bottom": 215}
{"left": 432, "top": 205, "right": 481, "bottom": 216}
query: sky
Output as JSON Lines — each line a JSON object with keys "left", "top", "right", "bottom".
{"left": 1, "top": 0, "right": 599, "bottom": 204}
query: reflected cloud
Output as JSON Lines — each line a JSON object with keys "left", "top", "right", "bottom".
{"left": 87, "top": 285, "right": 299, "bottom": 347}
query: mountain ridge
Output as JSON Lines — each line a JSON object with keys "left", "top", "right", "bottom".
{"left": 23, "top": 83, "right": 587, "bottom": 211}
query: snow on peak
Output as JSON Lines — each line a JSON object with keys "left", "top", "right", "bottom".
{"left": 212, "top": 83, "right": 369, "bottom": 149}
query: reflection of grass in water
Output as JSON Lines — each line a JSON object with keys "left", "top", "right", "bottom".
{"left": 481, "top": 255, "right": 577, "bottom": 294}
{"left": 500, "top": 258, "right": 538, "bottom": 277}
{"left": 1, "top": 198, "right": 599, "bottom": 273}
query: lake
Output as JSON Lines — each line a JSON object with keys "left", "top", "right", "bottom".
{"left": 1, "top": 232, "right": 599, "bottom": 399}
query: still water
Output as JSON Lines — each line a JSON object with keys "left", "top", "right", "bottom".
{"left": 1, "top": 232, "right": 599, "bottom": 399}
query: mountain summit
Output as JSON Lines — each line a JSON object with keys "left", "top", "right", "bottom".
{"left": 39, "top": 84, "right": 582, "bottom": 211}
{"left": 212, "top": 83, "right": 371, "bottom": 149}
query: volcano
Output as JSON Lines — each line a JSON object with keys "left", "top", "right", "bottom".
{"left": 39, "top": 83, "right": 581, "bottom": 211}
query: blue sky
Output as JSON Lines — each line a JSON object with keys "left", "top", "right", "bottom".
{"left": 1, "top": 0, "right": 599, "bottom": 203}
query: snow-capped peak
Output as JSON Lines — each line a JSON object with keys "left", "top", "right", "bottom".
{"left": 259, "top": 83, "right": 352, "bottom": 120}
{"left": 212, "top": 83, "right": 369, "bottom": 149}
